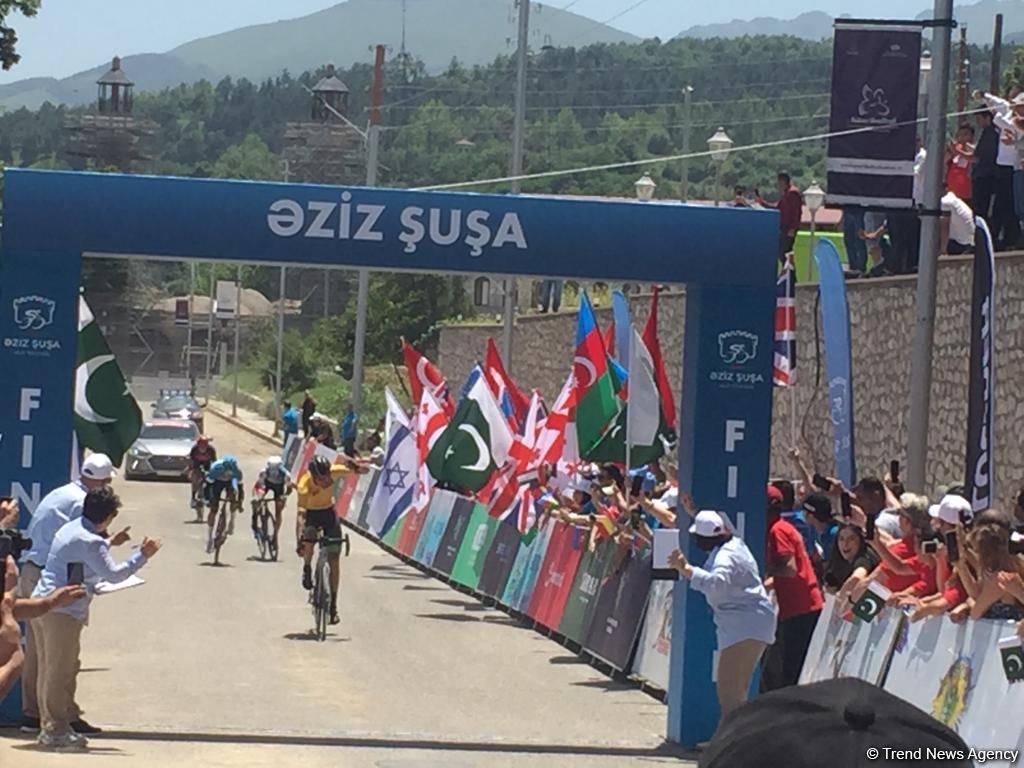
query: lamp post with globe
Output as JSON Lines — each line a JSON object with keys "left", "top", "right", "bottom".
{"left": 804, "top": 181, "right": 826, "bottom": 281}
{"left": 707, "top": 127, "right": 733, "bottom": 207}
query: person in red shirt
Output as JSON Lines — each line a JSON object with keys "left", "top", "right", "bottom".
{"left": 761, "top": 486, "right": 823, "bottom": 692}
{"left": 946, "top": 124, "right": 975, "bottom": 206}
{"left": 869, "top": 494, "right": 940, "bottom": 607}
{"left": 757, "top": 173, "right": 804, "bottom": 265}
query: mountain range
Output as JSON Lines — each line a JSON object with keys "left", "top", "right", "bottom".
{"left": 0, "top": 0, "right": 636, "bottom": 111}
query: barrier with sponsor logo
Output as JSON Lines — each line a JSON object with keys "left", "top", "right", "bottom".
{"left": 632, "top": 581, "right": 674, "bottom": 691}
{"left": 559, "top": 539, "right": 616, "bottom": 645}
{"left": 584, "top": 547, "right": 652, "bottom": 671}
{"left": 528, "top": 523, "right": 586, "bottom": 629}
{"left": 414, "top": 491, "right": 457, "bottom": 567}
{"left": 450, "top": 503, "right": 500, "bottom": 591}
{"left": 477, "top": 518, "right": 522, "bottom": 599}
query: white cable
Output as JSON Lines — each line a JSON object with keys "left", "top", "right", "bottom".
{"left": 414, "top": 109, "right": 978, "bottom": 191}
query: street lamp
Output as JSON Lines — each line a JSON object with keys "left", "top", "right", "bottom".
{"left": 635, "top": 173, "right": 657, "bottom": 202}
{"left": 804, "top": 181, "right": 825, "bottom": 280}
{"left": 707, "top": 126, "right": 733, "bottom": 207}
{"left": 919, "top": 52, "right": 933, "bottom": 138}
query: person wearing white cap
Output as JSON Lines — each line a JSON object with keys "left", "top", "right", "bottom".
{"left": 17, "top": 454, "right": 128, "bottom": 736}
{"left": 669, "top": 510, "right": 777, "bottom": 734}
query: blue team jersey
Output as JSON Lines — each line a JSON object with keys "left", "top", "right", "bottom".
{"left": 208, "top": 459, "right": 242, "bottom": 483}
{"left": 260, "top": 465, "right": 291, "bottom": 486}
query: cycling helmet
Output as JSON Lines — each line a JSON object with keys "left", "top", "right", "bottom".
{"left": 267, "top": 456, "right": 283, "bottom": 467}
{"left": 197, "top": 435, "right": 210, "bottom": 446}
{"left": 309, "top": 455, "right": 331, "bottom": 478}
{"left": 222, "top": 456, "right": 239, "bottom": 469}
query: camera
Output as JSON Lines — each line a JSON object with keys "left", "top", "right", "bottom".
{"left": 0, "top": 529, "right": 32, "bottom": 562}
{"left": 1009, "top": 536, "right": 1024, "bottom": 556}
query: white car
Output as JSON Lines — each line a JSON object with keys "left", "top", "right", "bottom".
{"left": 125, "top": 420, "right": 200, "bottom": 481}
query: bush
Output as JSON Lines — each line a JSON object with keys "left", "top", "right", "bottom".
{"left": 250, "top": 329, "right": 318, "bottom": 393}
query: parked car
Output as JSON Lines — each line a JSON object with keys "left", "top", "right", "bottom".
{"left": 125, "top": 420, "right": 200, "bottom": 481}
{"left": 152, "top": 389, "right": 204, "bottom": 432}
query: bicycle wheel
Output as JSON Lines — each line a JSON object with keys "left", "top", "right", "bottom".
{"left": 267, "top": 513, "right": 279, "bottom": 562}
{"left": 342, "top": 533, "right": 351, "bottom": 557}
{"left": 256, "top": 503, "right": 269, "bottom": 561}
{"left": 313, "top": 559, "right": 328, "bottom": 641}
{"left": 214, "top": 507, "right": 227, "bottom": 565}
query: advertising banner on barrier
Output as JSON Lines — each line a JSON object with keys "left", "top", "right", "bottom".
{"left": 884, "top": 615, "right": 1024, "bottom": 761}
{"left": 585, "top": 547, "right": 652, "bottom": 670}
{"left": 826, "top": 21, "right": 922, "bottom": 208}
{"left": 528, "top": 524, "right": 585, "bottom": 629}
{"left": 799, "top": 594, "right": 903, "bottom": 686}
{"left": 450, "top": 503, "right": 500, "bottom": 590}
{"left": 432, "top": 495, "right": 476, "bottom": 575}
{"left": 477, "top": 519, "right": 522, "bottom": 598}
{"left": 965, "top": 218, "right": 996, "bottom": 513}
{"left": 356, "top": 469, "right": 380, "bottom": 530}
{"left": 291, "top": 439, "right": 318, "bottom": 479}
{"left": 382, "top": 514, "right": 404, "bottom": 547}
{"left": 632, "top": 581, "right": 674, "bottom": 690}
{"left": 397, "top": 502, "right": 430, "bottom": 556}
{"left": 413, "top": 490, "right": 458, "bottom": 567}
{"left": 503, "top": 521, "right": 555, "bottom": 612}
{"left": 334, "top": 473, "right": 360, "bottom": 520}
{"left": 282, "top": 435, "right": 302, "bottom": 474}
{"left": 559, "top": 539, "right": 615, "bottom": 644}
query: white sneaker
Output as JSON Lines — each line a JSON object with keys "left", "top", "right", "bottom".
{"left": 38, "top": 731, "right": 88, "bottom": 751}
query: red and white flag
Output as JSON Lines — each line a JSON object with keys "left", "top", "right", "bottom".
{"left": 402, "top": 338, "right": 454, "bottom": 416}
{"left": 488, "top": 392, "right": 545, "bottom": 532}
{"left": 484, "top": 337, "right": 530, "bottom": 427}
{"left": 414, "top": 388, "right": 449, "bottom": 515}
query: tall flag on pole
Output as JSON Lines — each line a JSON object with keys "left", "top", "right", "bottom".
{"left": 611, "top": 289, "right": 632, "bottom": 375}
{"left": 74, "top": 296, "right": 142, "bottom": 467}
{"left": 427, "top": 375, "right": 514, "bottom": 494}
{"left": 965, "top": 217, "right": 996, "bottom": 512}
{"left": 574, "top": 291, "right": 620, "bottom": 458}
{"left": 402, "top": 338, "right": 453, "bottom": 416}
{"left": 641, "top": 287, "right": 677, "bottom": 432}
{"left": 484, "top": 337, "right": 529, "bottom": 426}
{"left": 367, "top": 388, "right": 417, "bottom": 537}
{"left": 773, "top": 255, "right": 797, "bottom": 387}
{"left": 488, "top": 392, "right": 545, "bottom": 532}
{"left": 414, "top": 388, "right": 449, "bottom": 516}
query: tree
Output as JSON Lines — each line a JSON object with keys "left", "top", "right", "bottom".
{"left": 209, "top": 133, "right": 279, "bottom": 181}
{"left": 0, "top": 0, "right": 39, "bottom": 70}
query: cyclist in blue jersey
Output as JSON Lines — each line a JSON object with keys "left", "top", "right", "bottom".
{"left": 252, "top": 456, "right": 292, "bottom": 541}
{"left": 205, "top": 456, "right": 243, "bottom": 553}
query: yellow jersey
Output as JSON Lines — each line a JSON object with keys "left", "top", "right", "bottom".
{"left": 296, "top": 463, "right": 352, "bottom": 510}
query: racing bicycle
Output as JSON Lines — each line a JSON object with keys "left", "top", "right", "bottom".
{"left": 309, "top": 531, "right": 351, "bottom": 641}
{"left": 212, "top": 486, "right": 243, "bottom": 566}
{"left": 251, "top": 487, "right": 287, "bottom": 562}
{"left": 190, "top": 468, "right": 208, "bottom": 522}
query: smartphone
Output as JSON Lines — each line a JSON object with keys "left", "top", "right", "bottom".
{"left": 890, "top": 460, "right": 900, "bottom": 482}
{"left": 959, "top": 505, "right": 975, "bottom": 530}
{"left": 812, "top": 473, "right": 831, "bottom": 491}
{"left": 840, "top": 492, "right": 852, "bottom": 519}
{"left": 630, "top": 508, "right": 644, "bottom": 530}
{"left": 631, "top": 474, "right": 645, "bottom": 499}
{"left": 67, "top": 562, "right": 85, "bottom": 586}
{"left": 1010, "top": 537, "right": 1024, "bottom": 556}
{"left": 944, "top": 530, "right": 960, "bottom": 563}
{"left": 922, "top": 539, "right": 940, "bottom": 555}
{"left": 865, "top": 513, "right": 876, "bottom": 541}
{"left": 0, "top": 537, "right": 11, "bottom": 561}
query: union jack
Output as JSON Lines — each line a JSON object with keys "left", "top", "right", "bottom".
{"left": 773, "top": 254, "right": 796, "bottom": 387}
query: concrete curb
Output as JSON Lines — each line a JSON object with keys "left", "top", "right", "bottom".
{"left": 206, "top": 405, "right": 281, "bottom": 449}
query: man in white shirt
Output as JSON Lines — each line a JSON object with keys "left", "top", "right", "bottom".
{"left": 980, "top": 90, "right": 1022, "bottom": 248}
{"left": 888, "top": 140, "right": 926, "bottom": 274}
{"left": 941, "top": 188, "right": 976, "bottom": 255}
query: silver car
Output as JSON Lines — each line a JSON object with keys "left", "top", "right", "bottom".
{"left": 125, "top": 420, "right": 200, "bottom": 481}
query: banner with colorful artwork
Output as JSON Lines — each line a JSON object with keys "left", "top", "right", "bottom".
{"left": 584, "top": 547, "right": 653, "bottom": 670}
{"left": 356, "top": 469, "right": 380, "bottom": 530}
{"left": 503, "top": 521, "right": 555, "bottom": 613}
{"left": 413, "top": 490, "right": 458, "bottom": 567}
{"left": 632, "top": 581, "right": 674, "bottom": 690}
{"left": 799, "top": 594, "right": 904, "bottom": 686}
{"left": 397, "top": 502, "right": 430, "bottom": 556}
{"left": 431, "top": 495, "right": 476, "bottom": 575}
{"left": 450, "top": 502, "right": 500, "bottom": 590}
{"left": 477, "top": 519, "right": 522, "bottom": 598}
{"left": 528, "top": 523, "right": 586, "bottom": 629}
{"left": 558, "top": 539, "right": 616, "bottom": 644}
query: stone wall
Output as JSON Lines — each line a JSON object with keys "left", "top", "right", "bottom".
{"left": 438, "top": 252, "right": 1024, "bottom": 513}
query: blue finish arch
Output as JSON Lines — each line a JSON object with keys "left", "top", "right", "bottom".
{"left": 0, "top": 169, "right": 778, "bottom": 745}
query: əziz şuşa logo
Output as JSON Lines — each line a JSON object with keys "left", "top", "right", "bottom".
{"left": 13, "top": 295, "right": 56, "bottom": 331}
{"left": 717, "top": 330, "right": 759, "bottom": 365}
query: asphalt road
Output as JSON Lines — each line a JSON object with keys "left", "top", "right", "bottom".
{"left": 1, "top": 413, "right": 691, "bottom": 767}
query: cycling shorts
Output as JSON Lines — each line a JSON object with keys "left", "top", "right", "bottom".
{"left": 191, "top": 459, "right": 212, "bottom": 473}
{"left": 263, "top": 481, "right": 286, "bottom": 500}
{"left": 302, "top": 507, "right": 343, "bottom": 551}
{"left": 207, "top": 479, "right": 237, "bottom": 503}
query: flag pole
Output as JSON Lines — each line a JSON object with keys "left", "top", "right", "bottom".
{"left": 789, "top": 385, "right": 797, "bottom": 452}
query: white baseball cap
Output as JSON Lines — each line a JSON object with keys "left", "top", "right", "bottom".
{"left": 931, "top": 494, "right": 971, "bottom": 526}
{"left": 81, "top": 453, "right": 116, "bottom": 481}
{"left": 689, "top": 509, "right": 727, "bottom": 537}
{"left": 267, "top": 456, "right": 283, "bottom": 467}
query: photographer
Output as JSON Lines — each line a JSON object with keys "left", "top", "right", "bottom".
{"left": 18, "top": 453, "right": 122, "bottom": 735}
{"left": 30, "top": 487, "right": 160, "bottom": 751}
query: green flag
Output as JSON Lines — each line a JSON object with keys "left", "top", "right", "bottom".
{"left": 852, "top": 582, "right": 891, "bottom": 623}
{"left": 427, "top": 373, "right": 512, "bottom": 494}
{"left": 74, "top": 296, "right": 142, "bottom": 467}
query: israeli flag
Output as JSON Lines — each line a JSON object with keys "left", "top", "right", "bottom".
{"left": 367, "top": 388, "right": 418, "bottom": 537}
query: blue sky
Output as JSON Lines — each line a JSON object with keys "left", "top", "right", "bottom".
{"left": 1, "top": 0, "right": 933, "bottom": 83}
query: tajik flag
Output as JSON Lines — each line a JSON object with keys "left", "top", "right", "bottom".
{"left": 367, "top": 388, "right": 417, "bottom": 537}
{"left": 402, "top": 338, "right": 453, "bottom": 416}
{"left": 574, "top": 291, "right": 620, "bottom": 458}
{"left": 75, "top": 296, "right": 142, "bottom": 467}
{"left": 427, "top": 375, "right": 513, "bottom": 494}
{"left": 414, "top": 388, "right": 448, "bottom": 514}
{"left": 588, "top": 328, "right": 673, "bottom": 467}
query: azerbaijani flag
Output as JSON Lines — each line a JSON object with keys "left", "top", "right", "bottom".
{"left": 574, "top": 291, "right": 620, "bottom": 459}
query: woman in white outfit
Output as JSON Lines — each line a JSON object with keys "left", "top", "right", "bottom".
{"left": 670, "top": 510, "right": 777, "bottom": 729}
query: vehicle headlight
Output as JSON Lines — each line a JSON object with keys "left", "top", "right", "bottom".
{"left": 131, "top": 445, "right": 151, "bottom": 458}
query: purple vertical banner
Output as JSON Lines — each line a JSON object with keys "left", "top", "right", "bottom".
{"left": 965, "top": 218, "right": 996, "bottom": 512}
{"left": 827, "top": 22, "right": 922, "bottom": 208}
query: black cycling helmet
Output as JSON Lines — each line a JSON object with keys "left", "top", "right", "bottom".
{"left": 309, "top": 455, "right": 331, "bottom": 479}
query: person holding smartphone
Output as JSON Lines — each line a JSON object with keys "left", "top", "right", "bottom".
{"left": 30, "top": 487, "right": 161, "bottom": 751}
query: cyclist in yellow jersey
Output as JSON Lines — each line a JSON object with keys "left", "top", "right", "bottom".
{"left": 295, "top": 454, "right": 368, "bottom": 624}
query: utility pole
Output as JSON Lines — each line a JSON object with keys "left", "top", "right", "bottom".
{"left": 991, "top": 14, "right": 1004, "bottom": 94}
{"left": 274, "top": 159, "right": 290, "bottom": 432}
{"left": 203, "top": 263, "right": 216, "bottom": 406}
{"left": 503, "top": 0, "right": 530, "bottom": 366}
{"left": 186, "top": 261, "right": 195, "bottom": 383}
{"left": 352, "top": 43, "right": 385, "bottom": 416}
{"left": 957, "top": 25, "right": 968, "bottom": 114}
{"left": 906, "top": 0, "right": 954, "bottom": 493}
{"left": 232, "top": 265, "right": 241, "bottom": 417}
{"left": 681, "top": 85, "right": 694, "bottom": 202}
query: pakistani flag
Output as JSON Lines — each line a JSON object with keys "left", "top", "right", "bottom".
{"left": 74, "top": 297, "right": 142, "bottom": 467}
{"left": 589, "top": 329, "right": 674, "bottom": 467}
{"left": 427, "top": 375, "right": 513, "bottom": 494}
{"left": 852, "top": 582, "right": 891, "bottom": 623}
{"left": 999, "top": 636, "right": 1024, "bottom": 682}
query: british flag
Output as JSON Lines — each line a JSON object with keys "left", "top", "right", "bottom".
{"left": 773, "top": 255, "right": 796, "bottom": 387}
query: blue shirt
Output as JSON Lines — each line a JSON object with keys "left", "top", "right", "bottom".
{"left": 208, "top": 459, "right": 242, "bottom": 484}
{"left": 688, "top": 536, "right": 777, "bottom": 650}
{"left": 22, "top": 480, "right": 87, "bottom": 568}
{"left": 783, "top": 509, "right": 818, "bottom": 558}
{"left": 819, "top": 522, "right": 840, "bottom": 562}
{"left": 32, "top": 517, "right": 148, "bottom": 623}
{"left": 341, "top": 411, "right": 358, "bottom": 440}
{"left": 282, "top": 407, "right": 300, "bottom": 435}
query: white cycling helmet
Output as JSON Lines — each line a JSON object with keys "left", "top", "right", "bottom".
{"left": 267, "top": 456, "right": 283, "bottom": 467}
